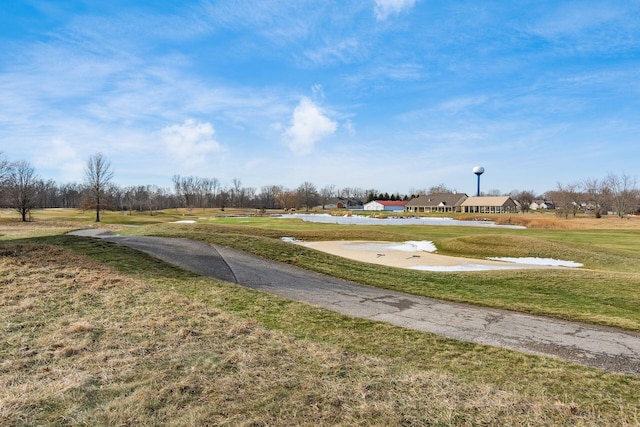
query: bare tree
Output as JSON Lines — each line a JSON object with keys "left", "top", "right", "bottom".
{"left": 199, "top": 177, "right": 219, "bottom": 209}
{"left": 0, "top": 152, "right": 10, "bottom": 182}
{"left": 145, "top": 185, "right": 162, "bottom": 215}
{"left": 217, "top": 188, "right": 230, "bottom": 211}
{"left": 319, "top": 184, "right": 336, "bottom": 209}
{"left": 548, "top": 182, "right": 579, "bottom": 219}
{"left": 59, "top": 182, "right": 83, "bottom": 208}
{"left": 8, "top": 160, "right": 39, "bottom": 221}
{"left": 84, "top": 153, "right": 114, "bottom": 222}
{"left": 606, "top": 172, "right": 638, "bottom": 218}
{"left": 582, "top": 177, "right": 610, "bottom": 218}
{"left": 428, "top": 183, "right": 456, "bottom": 194}
{"left": 513, "top": 190, "right": 536, "bottom": 213}
{"left": 123, "top": 186, "right": 137, "bottom": 215}
{"left": 172, "top": 175, "right": 196, "bottom": 211}
{"left": 297, "top": 181, "right": 319, "bottom": 212}
{"left": 277, "top": 189, "right": 298, "bottom": 211}
{"left": 0, "top": 152, "right": 11, "bottom": 206}
{"left": 259, "top": 185, "right": 283, "bottom": 209}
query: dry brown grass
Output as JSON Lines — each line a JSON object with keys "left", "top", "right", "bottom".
{"left": 0, "top": 218, "right": 93, "bottom": 241}
{"left": 457, "top": 213, "right": 640, "bottom": 230}
{"left": 3, "top": 244, "right": 639, "bottom": 425}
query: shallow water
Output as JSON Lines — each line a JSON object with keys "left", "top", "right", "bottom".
{"left": 282, "top": 213, "right": 526, "bottom": 229}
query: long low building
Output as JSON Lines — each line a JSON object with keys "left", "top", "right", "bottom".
{"left": 404, "top": 193, "right": 468, "bottom": 213}
{"left": 460, "top": 196, "right": 518, "bottom": 213}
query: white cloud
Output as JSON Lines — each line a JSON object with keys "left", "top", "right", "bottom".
{"left": 284, "top": 97, "right": 337, "bottom": 155}
{"left": 160, "top": 119, "right": 223, "bottom": 165}
{"left": 302, "top": 38, "right": 363, "bottom": 66}
{"left": 34, "top": 138, "right": 85, "bottom": 182}
{"left": 374, "top": 0, "right": 417, "bottom": 20}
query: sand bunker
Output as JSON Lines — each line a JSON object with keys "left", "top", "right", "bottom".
{"left": 290, "top": 240, "right": 581, "bottom": 272}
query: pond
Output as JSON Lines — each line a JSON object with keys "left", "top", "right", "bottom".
{"left": 280, "top": 213, "right": 526, "bottom": 229}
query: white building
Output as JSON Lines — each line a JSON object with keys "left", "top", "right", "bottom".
{"left": 363, "top": 200, "right": 407, "bottom": 211}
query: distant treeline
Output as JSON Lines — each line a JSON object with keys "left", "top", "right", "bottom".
{"left": 1, "top": 152, "right": 638, "bottom": 220}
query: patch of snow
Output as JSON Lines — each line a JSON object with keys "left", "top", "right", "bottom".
{"left": 388, "top": 241, "right": 438, "bottom": 253}
{"left": 281, "top": 237, "right": 302, "bottom": 243}
{"left": 487, "top": 257, "right": 583, "bottom": 268}
{"left": 343, "top": 241, "right": 437, "bottom": 253}
{"left": 173, "top": 220, "right": 197, "bottom": 224}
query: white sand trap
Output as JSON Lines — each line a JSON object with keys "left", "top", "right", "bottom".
{"left": 293, "top": 240, "right": 577, "bottom": 272}
{"left": 172, "top": 220, "right": 197, "bottom": 224}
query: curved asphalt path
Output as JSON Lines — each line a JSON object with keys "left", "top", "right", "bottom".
{"left": 69, "top": 229, "right": 640, "bottom": 375}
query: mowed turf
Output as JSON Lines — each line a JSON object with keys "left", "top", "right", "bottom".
{"left": 125, "top": 216, "right": 640, "bottom": 331}
{"left": 2, "top": 211, "right": 640, "bottom": 425}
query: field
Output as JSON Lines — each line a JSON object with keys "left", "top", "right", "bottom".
{"left": 1, "top": 208, "right": 640, "bottom": 425}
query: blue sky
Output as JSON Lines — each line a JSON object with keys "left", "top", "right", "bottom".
{"left": 1, "top": 0, "right": 639, "bottom": 196}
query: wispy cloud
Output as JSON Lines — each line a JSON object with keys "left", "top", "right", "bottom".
{"left": 284, "top": 97, "right": 337, "bottom": 155}
{"left": 374, "top": 0, "right": 417, "bottom": 20}
{"left": 160, "top": 119, "right": 224, "bottom": 166}
{"left": 302, "top": 38, "right": 364, "bottom": 66}
{"left": 524, "top": 2, "right": 640, "bottom": 54}
{"left": 33, "top": 138, "right": 85, "bottom": 182}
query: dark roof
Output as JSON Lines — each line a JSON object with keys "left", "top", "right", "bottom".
{"left": 405, "top": 193, "right": 468, "bottom": 207}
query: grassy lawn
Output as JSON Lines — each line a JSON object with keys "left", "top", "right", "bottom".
{"left": 1, "top": 211, "right": 640, "bottom": 425}
{"left": 122, "top": 217, "right": 640, "bottom": 332}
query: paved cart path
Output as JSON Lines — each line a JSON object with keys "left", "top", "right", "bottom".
{"left": 69, "top": 229, "right": 640, "bottom": 375}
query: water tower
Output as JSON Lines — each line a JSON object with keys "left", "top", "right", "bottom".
{"left": 473, "top": 166, "right": 484, "bottom": 196}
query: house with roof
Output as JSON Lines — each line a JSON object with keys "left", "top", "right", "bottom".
{"left": 320, "top": 197, "right": 363, "bottom": 209}
{"left": 363, "top": 200, "right": 407, "bottom": 212}
{"left": 405, "top": 193, "right": 468, "bottom": 213}
{"left": 530, "top": 200, "right": 555, "bottom": 211}
{"left": 460, "top": 196, "right": 518, "bottom": 214}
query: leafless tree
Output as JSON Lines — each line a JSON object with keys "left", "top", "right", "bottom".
{"left": 172, "top": 175, "right": 196, "bottom": 211}
{"left": 0, "top": 152, "right": 12, "bottom": 206}
{"left": 8, "top": 160, "right": 39, "bottom": 221}
{"left": 34, "top": 179, "right": 59, "bottom": 208}
{"left": 582, "top": 177, "right": 610, "bottom": 218}
{"left": 217, "top": 188, "right": 230, "bottom": 211}
{"left": 0, "top": 152, "right": 10, "bottom": 182}
{"left": 605, "top": 172, "right": 638, "bottom": 218}
{"left": 548, "top": 182, "right": 579, "bottom": 219}
{"left": 259, "top": 185, "right": 283, "bottom": 209}
{"left": 200, "top": 177, "right": 219, "bottom": 209}
{"left": 59, "top": 182, "right": 83, "bottom": 208}
{"left": 319, "top": 184, "right": 336, "bottom": 209}
{"left": 145, "top": 185, "right": 163, "bottom": 215}
{"left": 428, "top": 183, "right": 457, "bottom": 194}
{"left": 277, "top": 189, "right": 298, "bottom": 211}
{"left": 513, "top": 190, "right": 536, "bottom": 213}
{"left": 338, "top": 187, "right": 352, "bottom": 199}
{"left": 123, "top": 186, "right": 137, "bottom": 215}
{"left": 297, "top": 181, "right": 319, "bottom": 212}
{"left": 84, "top": 153, "right": 114, "bottom": 222}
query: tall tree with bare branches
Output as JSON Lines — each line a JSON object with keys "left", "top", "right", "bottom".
{"left": 84, "top": 153, "right": 114, "bottom": 222}
{"left": 8, "top": 160, "right": 39, "bottom": 221}
{"left": 606, "top": 172, "right": 638, "bottom": 218}
{"left": 0, "top": 152, "right": 10, "bottom": 183}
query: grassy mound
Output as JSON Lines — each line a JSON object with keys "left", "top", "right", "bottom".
{"left": 2, "top": 242, "right": 640, "bottom": 425}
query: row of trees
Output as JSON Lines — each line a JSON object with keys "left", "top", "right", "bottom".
{"left": 1, "top": 151, "right": 638, "bottom": 221}
{"left": 0, "top": 152, "right": 114, "bottom": 222}
{"left": 0, "top": 152, "right": 391, "bottom": 221}
{"left": 546, "top": 174, "right": 639, "bottom": 219}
